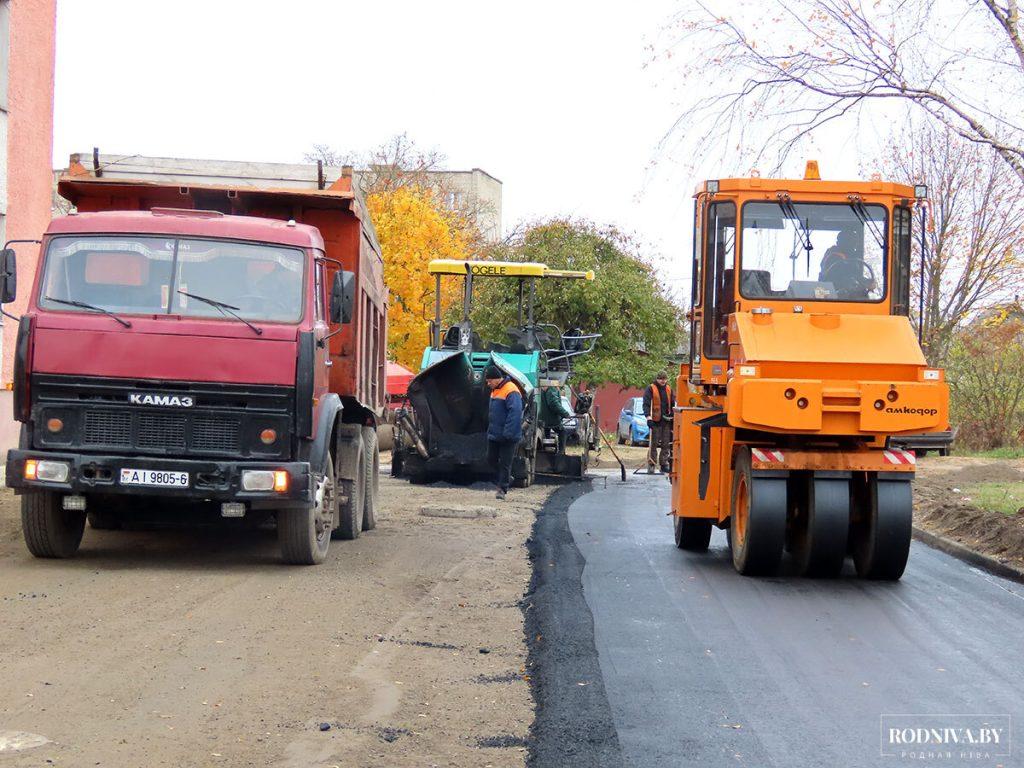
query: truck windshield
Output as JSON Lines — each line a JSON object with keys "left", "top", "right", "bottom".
{"left": 740, "top": 202, "right": 887, "bottom": 302}
{"left": 38, "top": 236, "right": 304, "bottom": 322}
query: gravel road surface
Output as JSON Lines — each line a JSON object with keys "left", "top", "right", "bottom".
{"left": 0, "top": 474, "right": 552, "bottom": 767}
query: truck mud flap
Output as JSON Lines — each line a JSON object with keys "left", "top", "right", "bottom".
{"left": 335, "top": 423, "right": 364, "bottom": 482}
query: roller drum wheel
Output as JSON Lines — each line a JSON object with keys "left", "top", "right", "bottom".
{"left": 674, "top": 515, "right": 713, "bottom": 552}
{"left": 791, "top": 476, "right": 850, "bottom": 578}
{"left": 730, "top": 451, "right": 786, "bottom": 576}
{"left": 852, "top": 474, "right": 913, "bottom": 580}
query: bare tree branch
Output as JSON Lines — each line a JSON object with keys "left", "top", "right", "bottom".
{"left": 662, "top": 0, "right": 1024, "bottom": 183}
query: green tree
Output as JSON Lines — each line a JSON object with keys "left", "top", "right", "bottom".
{"left": 946, "top": 309, "right": 1024, "bottom": 450}
{"left": 472, "top": 220, "right": 685, "bottom": 387}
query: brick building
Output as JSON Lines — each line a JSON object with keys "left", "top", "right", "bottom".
{"left": 0, "top": 0, "right": 57, "bottom": 455}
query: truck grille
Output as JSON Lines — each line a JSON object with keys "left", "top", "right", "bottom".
{"left": 78, "top": 410, "right": 246, "bottom": 455}
{"left": 193, "top": 416, "right": 240, "bottom": 452}
{"left": 138, "top": 413, "right": 187, "bottom": 451}
{"left": 84, "top": 410, "right": 132, "bottom": 445}
{"left": 32, "top": 374, "right": 292, "bottom": 459}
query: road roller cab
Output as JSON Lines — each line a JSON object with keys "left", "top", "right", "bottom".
{"left": 671, "top": 162, "right": 949, "bottom": 579}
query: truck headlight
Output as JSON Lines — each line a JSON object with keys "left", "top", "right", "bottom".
{"left": 242, "top": 470, "right": 290, "bottom": 492}
{"left": 28, "top": 460, "right": 70, "bottom": 483}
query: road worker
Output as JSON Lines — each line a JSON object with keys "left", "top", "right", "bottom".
{"left": 485, "top": 364, "right": 523, "bottom": 499}
{"left": 643, "top": 371, "right": 673, "bottom": 473}
{"left": 540, "top": 379, "right": 574, "bottom": 454}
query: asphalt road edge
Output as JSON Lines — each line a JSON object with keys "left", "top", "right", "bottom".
{"left": 522, "top": 480, "right": 625, "bottom": 768}
{"left": 912, "top": 525, "right": 1024, "bottom": 585}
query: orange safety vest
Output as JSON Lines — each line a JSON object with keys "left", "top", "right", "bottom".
{"left": 491, "top": 380, "right": 521, "bottom": 401}
{"left": 648, "top": 383, "right": 673, "bottom": 422}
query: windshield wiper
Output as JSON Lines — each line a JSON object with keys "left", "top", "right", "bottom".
{"left": 178, "top": 290, "right": 263, "bottom": 336}
{"left": 44, "top": 296, "right": 132, "bottom": 328}
{"left": 777, "top": 198, "right": 814, "bottom": 273}
{"left": 848, "top": 200, "right": 886, "bottom": 250}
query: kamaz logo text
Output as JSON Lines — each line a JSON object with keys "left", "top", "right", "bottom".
{"left": 129, "top": 393, "right": 194, "bottom": 407}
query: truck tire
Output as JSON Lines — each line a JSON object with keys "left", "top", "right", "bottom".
{"left": 278, "top": 451, "right": 335, "bottom": 565}
{"left": 674, "top": 515, "right": 712, "bottom": 551}
{"left": 22, "top": 490, "right": 86, "bottom": 558}
{"left": 87, "top": 509, "right": 121, "bottom": 530}
{"left": 361, "top": 426, "right": 379, "bottom": 531}
{"left": 333, "top": 428, "right": 365, "bottom": 540}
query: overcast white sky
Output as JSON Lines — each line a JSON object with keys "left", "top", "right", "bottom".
{"left": 52, "top": 0, "right": 862, "bottom": 304}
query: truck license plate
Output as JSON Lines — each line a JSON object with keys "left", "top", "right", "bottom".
{"left": 120, "top": 469, "right": 190, "bottom": 488}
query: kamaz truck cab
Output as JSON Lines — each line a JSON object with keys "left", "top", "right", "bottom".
{"left": 3, "top": 155, "right": 387, "bottom": 565}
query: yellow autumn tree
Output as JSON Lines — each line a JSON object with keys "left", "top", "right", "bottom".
{"left": 367, "top": 186, "right": 473, "bottom": 370}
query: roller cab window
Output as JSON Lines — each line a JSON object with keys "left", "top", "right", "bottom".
{"left": 739, "top": 201, "right": 888, "bottom": 303}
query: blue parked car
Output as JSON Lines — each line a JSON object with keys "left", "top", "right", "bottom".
{"left": 616, "top": 396, "right": 650, "bottom": 446}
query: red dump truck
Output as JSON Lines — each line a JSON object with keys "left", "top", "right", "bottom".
{"left": 2, "top": 154, "right": 387, "bottom": 564}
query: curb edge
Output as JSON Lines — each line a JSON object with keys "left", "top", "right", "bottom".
{"left": 912, "top": 525, "right": 1024, "bottom": 586}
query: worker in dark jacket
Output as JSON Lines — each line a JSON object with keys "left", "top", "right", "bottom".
{"left": 642, "top": 371, "right": 673, "bottom": 473}
{"left": 485, "top": 364, "right": 523, "bottom": 499}
{"left": 540, "top": 379, "right": 574, "bottom": 454}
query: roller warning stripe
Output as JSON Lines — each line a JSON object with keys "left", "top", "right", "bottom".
{"left": 750, "top": 448, "right": 785, "bottom": 463}
{"left": 883, "top": 449, "right": 916, "bottom": 465}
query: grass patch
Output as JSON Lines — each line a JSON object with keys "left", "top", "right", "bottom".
{"left": 961, "top": 482, "right": 1024, "bottom": 516}
{"left": 958, "top": 446, "right": 1024, "bottom": 459}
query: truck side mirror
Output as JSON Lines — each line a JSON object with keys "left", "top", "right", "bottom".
{"left": 0, "top": 248, "right": 16, "bottom": 303}
{"left": 330, "top": 270, "right": 355, "bottom": 324}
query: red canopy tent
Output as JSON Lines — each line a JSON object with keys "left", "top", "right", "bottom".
{"left": 386, "top": 361, "right": 415, "bottom": 408}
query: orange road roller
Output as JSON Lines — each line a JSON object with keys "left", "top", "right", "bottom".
{"left": 671, "top": 162, "right": 949, "bottom": 579}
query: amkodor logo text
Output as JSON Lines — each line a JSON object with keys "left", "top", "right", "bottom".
{"left": 885, "top": 406, "right": 939, "bottom": 416}
{"left": 881, "top": 715, "right": 1011, "bottom": 761}
{"left": 129, "top": 393, "right": 194, "bottom": 408}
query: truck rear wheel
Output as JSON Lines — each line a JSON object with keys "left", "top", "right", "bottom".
{"left": 361, "top": 426, "right": 379, "bottom": 531}
{"left": 674, "top": 515, "right": 712, "bottom": 551}
{"left": 278, "top": 451, "right": 335, "bottom": 565}
{"left": 852, "top": 474, "right": 912, "bottom": 580}
{"left": 730, "top": 450, "right": 786, "bottom": 576}
{"left": 791, "top": 476, "right": 849, "bottom": 578}
{"left": 334, "top": 428, "right": 365, "bottom": 540}
{"left": 22, "top": 490, "right": 86, "bottom": 559}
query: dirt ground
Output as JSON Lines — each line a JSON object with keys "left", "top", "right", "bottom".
{"left": 0, "top": 465, "right": 556, "bottom": 767}
{"left": 589, "top": 442, "right": 651, "bottom": 471}
{"left": 913, "top": 455, "right": 1024, "bottom": 572}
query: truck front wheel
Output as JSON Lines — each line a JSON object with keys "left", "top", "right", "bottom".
{"left": 22, "top": 491, "right": 86, "bottom": 558}
{"left": 278, "top": 451, "right": 335, "bottom": 565}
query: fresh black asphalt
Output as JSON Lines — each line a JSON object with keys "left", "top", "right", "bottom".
{"left": 525, "top": 480, "right": 625, "bottom": 768}
{"left": 529, "top": 472, "right": 1024, "bottom": 768}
